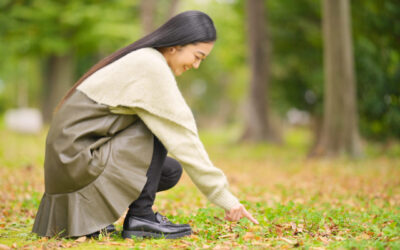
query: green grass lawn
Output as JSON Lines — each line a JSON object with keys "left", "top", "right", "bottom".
{"left": 0, "top": 124, "right": 399, "bottom": 249}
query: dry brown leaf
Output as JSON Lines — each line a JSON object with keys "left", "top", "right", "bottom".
{"left": 213, "top": 245, "right": 230, "bottom": 250}
{"left": 359, "top": 233, "right": 371, "bottom": 240}
{"left": 280, "top": 237, "right": 296, "bottom": 245}
{"left": 75, "top": 236, "right": 86, "bottom": 242}
{"left": 243, "top": 232, "right": 256, "bottom": 240}
{"left": 318, "top": 236, "right": 330, "bottom": 244}
{"left": 190, "top": 234, "right": 199, "bottom": 240}
{"left": 110, "top": 242, "right": 125, "bottom": 246}
{"left": 334, "top": 236, "right": 345, "bottom": 241}
{"left": 180, "top": 240, "right": 191, "bottom": 246}
{"left": 125, "top": 238, "right": 134, "bottom": 243}
{"left": 40, "top": 237, "right": 48, "bottom": 242}
{"left": 0, "top": 244, "right": 10, "bottom": 250}
{"left": 366, "top": 231, "right": 375, "bottom": 236}
{"left": 218, "top": 233, "right": 236, "bottom": 239}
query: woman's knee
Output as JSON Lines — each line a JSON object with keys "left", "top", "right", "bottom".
{"left": 157, "top": 157, "right": 182, "bottom": 191}
{"left": 163, "top": 157, "right": 182, "bottom": 181}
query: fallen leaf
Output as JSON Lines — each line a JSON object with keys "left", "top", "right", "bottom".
{"left": 75, "top": 236, "right": 86, "bottom": 242}
{"left": 359, "top": 233, "right": 371, "bottom": 240}
{"left": 243, "top": 232, "right": 256, "bottom": 240}
{"left": 190, "top": 234, "right": 199, "bottom": 240}
{"left": 213, "top": 245, "right": 230, "bottom": 250}
{"left": 280, "top": 237, "right": 296, "bottom": 245}
{"left": 334, "top": 236, "right": 345, "bottom": 241}
{"left": 218, "top": 233, "right": 236, "bottom": 239}
{"left": 318, "top": 236, "right": 330, "bottom": 244}
{"left": 125, "top": 238, "right": 134, "bottom": 243}
{"left": 0, "top": 244, "right": 10, "bottom": 250}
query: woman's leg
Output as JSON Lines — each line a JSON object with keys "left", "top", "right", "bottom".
{"left": 127, "top": 136, "right": 167, "bottom": 221}
{"left": 123, "top": 138, "right": 190, "bottom": 239}
{"left": 126, "top": 137, "right": 183, "bottom": 221}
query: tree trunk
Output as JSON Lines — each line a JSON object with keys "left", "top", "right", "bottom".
{"left": 140, "top": 0, "right": 157, "bottom": 34}
{"left": 167, "top": 0, "right": 180, "bottom": 19}
{"left": 311, "top": 0, "right": 362, "bottom": 157}
{"left": 42, "top": 54, "right": 74, "bottom": 123}
{"left": 242, "top": 0, "right": 279, "bottom": 142}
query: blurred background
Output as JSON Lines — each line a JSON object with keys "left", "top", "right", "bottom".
{"left": 1, "top": 2, "right": 400, "bottom": 247}
{"left": 0, "top": 0, "right": 399, "bottom": 158}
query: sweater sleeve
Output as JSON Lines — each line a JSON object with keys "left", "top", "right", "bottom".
{"left": 130, "top": 108, "right": 240, "bottom": 211}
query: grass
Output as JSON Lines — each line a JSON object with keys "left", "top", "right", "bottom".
{"left": 0, "top": 124, "right": 399, "bottom": 249}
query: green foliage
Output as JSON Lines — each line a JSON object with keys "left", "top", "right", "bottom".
{"left": 268, "top": 0, "right": 323, "bottom": 115}
{"left": 1, "top": 0, "right": 140, "bottom": 56}
{"left": 267, "top": 0, "right": 400, "bottom": 141}
{"left": 0, "top": 0, "right": 399, "bottom": 139}
{"left": 352, "top": 0, "right": 400, "bottom": 140}
{"left": 0, "top": 0, "right": 141, "bottom": 109}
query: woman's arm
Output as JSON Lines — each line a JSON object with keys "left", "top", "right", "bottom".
{"left": 134, "top": 108, "right": 239, "bottom": 211}
{"left": 109, "top": 106, "right": 258, "bottom": 223}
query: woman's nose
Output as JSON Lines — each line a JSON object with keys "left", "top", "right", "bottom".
{"left": 193, "top": 61, "right": 201, "bottom": 69}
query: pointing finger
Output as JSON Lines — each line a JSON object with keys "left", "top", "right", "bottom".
{"left": 244, "top": 210, "right": 259, "bottom": 224}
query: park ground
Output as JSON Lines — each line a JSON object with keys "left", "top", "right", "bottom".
{"left": 0, "top": 124, "right": 399, "bottom": 249}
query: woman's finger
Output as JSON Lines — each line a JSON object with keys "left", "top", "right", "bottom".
{"left": 243, "top": 209, "right": 259, "bottom": 224}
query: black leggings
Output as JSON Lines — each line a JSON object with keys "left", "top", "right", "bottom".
{"left": 128, "top": 136, "right": 182, "bottom": 216}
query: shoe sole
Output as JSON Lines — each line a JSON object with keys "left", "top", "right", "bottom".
{"left": 122, "top": 229, "right": 192, "bottom": 239}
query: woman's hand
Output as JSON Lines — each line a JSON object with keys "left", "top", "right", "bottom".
{"left": 225, "top": 204, "right": 259, "bottom": 224}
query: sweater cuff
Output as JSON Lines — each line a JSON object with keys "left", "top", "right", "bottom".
{"left": 210, "top": 188, "right": 240, "bottom": 211}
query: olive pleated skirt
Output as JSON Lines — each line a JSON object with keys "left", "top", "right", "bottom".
{"left": 32, "top": 90, "right": 154, "bottom": 237}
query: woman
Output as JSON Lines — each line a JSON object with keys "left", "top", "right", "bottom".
{"left": 32, "top": 10, "right": 258, "bottom": 240}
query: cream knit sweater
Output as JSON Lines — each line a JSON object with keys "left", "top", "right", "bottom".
{"left": 77, "top": 47, "right": 240, "bottom": 211}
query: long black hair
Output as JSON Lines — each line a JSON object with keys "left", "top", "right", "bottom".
{"left": 56, "top": 10, "right": 217, "bottom": 110}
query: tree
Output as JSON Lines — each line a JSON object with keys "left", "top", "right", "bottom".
{"left": 140, "top": 0, "right": 181, "bottom": 35}
{"left": 140, "top": 0, "right": 157, "bottom": 34}
{"left": 311, "top": 0, "right": 362, "bottom": 157}
{"left": 242, "top": 0, "right": 279, "bottom": 142}
{"left": 1, "top": 0, "right": 140, "bottom": 122}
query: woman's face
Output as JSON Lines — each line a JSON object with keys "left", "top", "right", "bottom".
{"left": 162, "top": 42, "right": 215, "bottom": 76}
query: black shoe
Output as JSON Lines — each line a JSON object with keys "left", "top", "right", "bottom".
{"left": 122, "top": 212, "right": 192, "bottom": 239}
{"left": 86, "top": 224, "right": 116, "bottom": 238}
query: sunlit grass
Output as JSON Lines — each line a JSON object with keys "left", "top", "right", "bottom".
{"left": 0, "top": 124, "right": 399, "bottom": 249}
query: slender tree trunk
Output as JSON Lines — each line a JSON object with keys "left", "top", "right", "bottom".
{"left": 140, "top": 0, "right": 179, "bottom": 35}
{"left": 311, "top": 0, "right": 362, "bottom": 157}
{"left": 42, "top": 54, "right": 74, "bottom": 123}
{"left": 140, "top": 0, "right": 157, "bottom": 34}
{"left": 242, "top": 0, "right": 278, "bottom": 142}
{"left": 167, "top": 0, "right": 180, "bottom": 19}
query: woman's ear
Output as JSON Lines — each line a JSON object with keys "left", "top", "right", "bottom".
{"left": 169, "top": 46, "right": 178, "bottom": 54}
{"left": 169, "top": 45, "right": 183, "bottom": 54}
